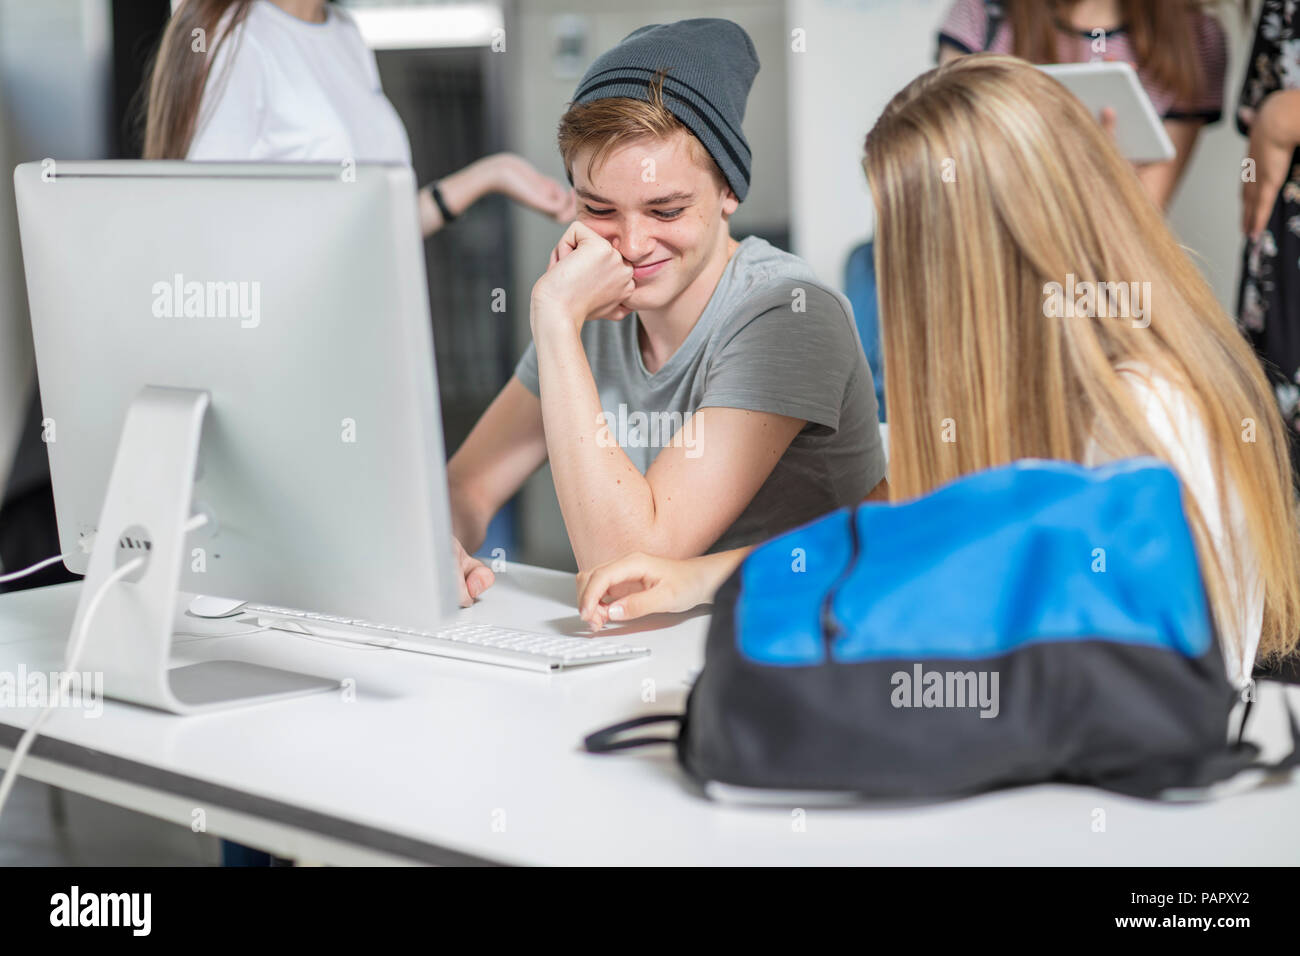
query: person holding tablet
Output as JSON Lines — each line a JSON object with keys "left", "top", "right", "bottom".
{"left": 936, "top": 0, "right": 1229, "bottom": 210}
{"left": 142, "top": 0, "right": 574, "bottom": 234}
{"left": 578, "top": 55, "right": 1300, "bottom": 693}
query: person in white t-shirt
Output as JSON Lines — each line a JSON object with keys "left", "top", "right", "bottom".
{"left": 142, "top": 0, "right": 575, "bottom": 236}
{"left": 576, "top": 55, "right": 1300, "bottom": 694}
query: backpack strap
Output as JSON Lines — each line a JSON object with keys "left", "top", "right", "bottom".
{"left": 1237, "top": 679, "right": 1300, "bottom": 774}
{"left": 583, "top": 714, "right": 682, "bottom": 753}
{"left": 1144, "top": 680, "right": 1300, "bottom": 801}
{"left": 1236, "top": 692, "right": 1255, "bottom": 747}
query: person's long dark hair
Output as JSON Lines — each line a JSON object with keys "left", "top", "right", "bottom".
{"left": 1006, "top": 1, "right": 1235, "bottom": 104}
{"left": 140, "top": 0, "right": 253, "bottom": 159}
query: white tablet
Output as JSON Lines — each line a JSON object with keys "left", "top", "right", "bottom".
{"left": 1037, "top": 61, "right": 1175, "bottom": 163}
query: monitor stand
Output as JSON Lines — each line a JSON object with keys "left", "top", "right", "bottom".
{"left": 70, "top": 385, "right": 339, "bottom": 714}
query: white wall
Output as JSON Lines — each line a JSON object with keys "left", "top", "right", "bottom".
{"left": 787, "top": 0, "right": 1252, "bottom": 310}
{"left": 787, "top": 0, "right": 947, "bottom": 287}
{"left": 1165, "top": 9, "right": 1252, "bottom": 310}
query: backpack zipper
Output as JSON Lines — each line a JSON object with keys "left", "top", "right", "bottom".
{"left": 819, "top": 505, "right": 863, "bottom": 660}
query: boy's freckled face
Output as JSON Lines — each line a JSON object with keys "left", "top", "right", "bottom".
{"left": 571, "top": 130, "right": 737, "bottom": 314}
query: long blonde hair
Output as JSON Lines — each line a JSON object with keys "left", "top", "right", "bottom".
{"left": 863, "top": 54, "right": 1300, "bottom": 664}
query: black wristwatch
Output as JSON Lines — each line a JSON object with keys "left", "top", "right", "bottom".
{"left": 430, "top": 182, "right": 457, "bottom": 223}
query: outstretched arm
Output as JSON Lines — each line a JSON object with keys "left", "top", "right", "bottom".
{"left": 419, "top": 153, "right": 577, "bottom": 237}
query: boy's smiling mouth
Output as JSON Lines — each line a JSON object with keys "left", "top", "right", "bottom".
{"left": 631, "top": 257, "right": 670, "bottom": 280}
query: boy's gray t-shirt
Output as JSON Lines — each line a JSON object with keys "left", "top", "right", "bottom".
{"left": 514, "top": 236, "right": 886, "bottom": 553}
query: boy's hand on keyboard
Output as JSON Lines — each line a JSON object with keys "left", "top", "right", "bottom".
{"left": 453, "top": 536, "right": 496, "bottom": 607}
{"left": 577, "top": 547, "right": 753, "bottom": 627}
{"left": 577, "top": 552, "right": 703, "bottom": 627}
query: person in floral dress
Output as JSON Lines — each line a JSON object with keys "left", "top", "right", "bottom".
{"left": 1238, "top": 0, "right": 1300, "bottom": 479}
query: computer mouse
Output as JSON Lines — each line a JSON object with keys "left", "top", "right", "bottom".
{"left": 187, "top": 595, "right": 248, "bottom": 618}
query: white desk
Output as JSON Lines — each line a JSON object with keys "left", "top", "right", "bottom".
{"left": 1, "top": 566, "right": 1297, "bottom": 865}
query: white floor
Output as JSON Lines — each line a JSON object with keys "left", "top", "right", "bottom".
{"left": 0, "top": 776, "right": 219, "bottom": 866}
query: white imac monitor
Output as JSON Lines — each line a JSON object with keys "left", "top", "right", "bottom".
{"left": 13, "top": 160, "right": 459, "bottom": 712}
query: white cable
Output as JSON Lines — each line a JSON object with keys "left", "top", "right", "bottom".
{"left": 173, "top": 625, "right": 271, "bottom": 644}
{"left": 0, "top": 516, "right": 203, "bottom": 586}
{"left": 0, "top": 511, "right": 218, "bottom": 820}
{"left": 0, "top": 518, "right": 208, "bottom": 816}
{"left": 0, "top": 555, "right": 146, "bottom": 820}
{"left": 270, "top": 628, "right": 395, "bottom": 652}
{"left": 0, "top": 553, "right": 67, "bottom": 584}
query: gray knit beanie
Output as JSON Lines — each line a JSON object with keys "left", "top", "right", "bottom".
{"left": 569, "top": 18, "right": 759, "bottom": 201}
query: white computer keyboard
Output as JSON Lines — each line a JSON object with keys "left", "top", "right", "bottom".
{"left": 244, "top": 604, "right": 650, "bottom": 673}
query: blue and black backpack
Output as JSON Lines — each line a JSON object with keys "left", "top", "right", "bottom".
{"left": 585, "top": 459, "right": 1299, "bottom": 800}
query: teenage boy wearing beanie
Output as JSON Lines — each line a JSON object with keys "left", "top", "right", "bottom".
{"left": 445, "top": 18, "right": 886, "bottom": 605}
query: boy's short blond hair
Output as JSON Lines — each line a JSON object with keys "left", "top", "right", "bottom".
{"left": 557, "top": 73, "right": 728, "bottom": 192}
